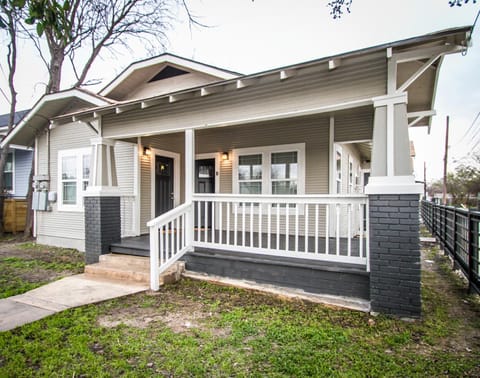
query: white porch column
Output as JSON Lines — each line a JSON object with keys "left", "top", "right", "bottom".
{"left": 85, "top": 137, "right": 121, "bottom": 196}
{"left": 185, "top": 129, "right": 195, "bottom": 247}
{"left": 366, "top": 93, "right": 422, "bottom": 195}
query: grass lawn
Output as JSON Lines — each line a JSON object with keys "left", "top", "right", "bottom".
{"left": 0, "top": 240, "right": 84, "bottom": 298}
{"left": 0, "top": 241, "right": 479, "bottom": 376}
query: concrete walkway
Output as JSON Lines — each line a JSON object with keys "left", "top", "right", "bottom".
{"left": 0, "top": 274, "right": 148, "bottom": 332}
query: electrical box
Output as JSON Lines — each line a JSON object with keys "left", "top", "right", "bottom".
{"left": 48, "top": 191, "right": 57, "bottom": 203}
{"left": 32, "top": 191, "right": 48, "bottom": 211}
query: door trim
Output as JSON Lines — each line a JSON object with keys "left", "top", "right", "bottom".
{"left": 150, "top": 148, "right": 180, "bottom": 219}
{"left": 195, "top": 152, "right": 220, "bottom": 194}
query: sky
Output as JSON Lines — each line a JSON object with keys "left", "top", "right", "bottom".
{"left": 0, "top": 0, "right": 479, "bottom": 182}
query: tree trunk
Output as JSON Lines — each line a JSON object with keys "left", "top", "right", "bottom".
{"left": 46, "top": 47, "right": 65, "bottom": 93}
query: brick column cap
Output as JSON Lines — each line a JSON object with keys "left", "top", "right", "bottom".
{"left": 365, "top": 175, "right": 423, "bottom": 195}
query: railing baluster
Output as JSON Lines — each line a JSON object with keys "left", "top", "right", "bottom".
{"left": 211, "top": 201, "right": 215, "bottom": 244}
{"left": 347, "top": 203, "right": 352, "bottom": 257}
{"left": 315, "top": 204, "right": 319, "bottom": 254}
{"left": 149, "top": 226, "right": 159, "bottom": 291}
{"left": 219, "top": 202, "right": 223, "bottom": 245}
{"left": 227, "top": 202, "right": 231, "bottom": 245}
{"left": 176, "top": 216, "right": 180, "bottom": 254}
{"left": 325, "top": 204, "right": 329, "bottom": 255}
{"left": 305, "top": 204, "right": 309, "bottom": 253}
{"left": 204, "top": 200, "right": 208, "bottom": 243}
{"left": 196, "top": 201, "right": 200, "bottom": 242}
{"left": 234, "top": 202, "right": 238, "bottom": 246}
{"left": 250, "top": 202, "right": 254, "bottom": 248}
{"left": 295, "top": 204, "right": 299, "bottom": 253}
{"left": 170, "top": 220, "right": 175, "bottom": 259}
{"left": 285, "top": 204, "right": 290, "bottom": 252}
{"left": 276, "top": 204, "right": 280, "bottom": 250}
{"left": 336, "top": 204, "right": 340, "bottom": 256}
{"left": 258, "top": 202, "right": 262, "bottom": 249}
{"left": 359, "top": 203, "right": 363, "bottom": 258}
{"left": 242, "top": 202, "right": 246, "bottom": 247}
{"left": 267, "top": 203, "right": 271, "bottom": 250}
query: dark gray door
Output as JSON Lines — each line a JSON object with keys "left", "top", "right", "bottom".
{"left": 195, "top": 159, "right": 215, "bottom": 228}
{"left": 155, "top": 155, "right": 174, "bottom": 217}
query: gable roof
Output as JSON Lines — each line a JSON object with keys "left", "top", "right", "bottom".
{"left": 99, "top": 53, "right": 241, "bottom": 100}
{"left": 0, "top": 88, "right": 111, "bottom": 148}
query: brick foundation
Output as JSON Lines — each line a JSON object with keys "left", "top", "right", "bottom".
{"left": 369, "top": 194, "right": 421, "bottom": 317}
{"left": 84, "top": 196, "right": 121, "bottom": 264}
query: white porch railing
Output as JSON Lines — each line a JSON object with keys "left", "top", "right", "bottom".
{"left": 147, "top": 202, "right": 193, "bottom": 290}
{"left": 148, "top": 194, "right": 369, "bottom": 291}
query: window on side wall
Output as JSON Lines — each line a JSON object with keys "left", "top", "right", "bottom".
{"left": 233, "top": 143, "right": 305, "bottom": 200}
{"left": 3, "top": 152, "right": 14, "bottom": 193}
{"left": 58, "top": 148, "right": 90, "bottom": 211}
{"left": 335, "top": 147, "right": 342, "bottom": 194}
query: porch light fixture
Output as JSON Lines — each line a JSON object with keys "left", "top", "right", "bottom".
{"left": 143, "top": 147, "right": 152, "bottom": 156}
{"left": 222, "top": 152, "right": 229, "bottom": 161}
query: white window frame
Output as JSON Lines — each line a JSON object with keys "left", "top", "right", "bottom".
{"left": 348, "top": 155, "right": 354, "bottom": 194}
{"left": 232, "top": 143, "right": 305, "bottom": 197}
{"left": 335, "top": 145, "right": 343, "bottom": 194}
{"left": 3, "top": 150, "right": 14, "bottom": 194}
{"left": 58, "top": 148, "right": 91, "bottom": 212}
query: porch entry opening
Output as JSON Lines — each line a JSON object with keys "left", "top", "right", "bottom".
{"left": 155, "top": 155, "right": 174, "bottom": 217}
{"left": 195, "top": 158, "right": 215, "bottom": 229}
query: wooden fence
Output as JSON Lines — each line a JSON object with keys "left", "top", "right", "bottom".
{"left": 3, "top": 198, "right": 27, "bottom": 233}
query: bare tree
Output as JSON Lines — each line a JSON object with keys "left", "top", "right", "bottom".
{"left": 24, "top": 0, "right": 191, "bottom": 93}
{"left": 0, "top": 1, "right": 23, "bottom": 235}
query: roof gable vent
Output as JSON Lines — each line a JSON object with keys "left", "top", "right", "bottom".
{"left": 148, "top": 65, "right": 189, "bottom": 82}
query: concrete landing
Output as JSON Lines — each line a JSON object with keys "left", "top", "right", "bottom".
{"left": 0, "top": 274, "right": 148, "bottom": 332}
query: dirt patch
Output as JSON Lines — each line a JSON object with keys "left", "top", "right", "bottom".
{"left": 421, "top": 242, "right": 480, "bottom": 354}
{"left": 98, "top": 292, "right": 231, "bottom": 336}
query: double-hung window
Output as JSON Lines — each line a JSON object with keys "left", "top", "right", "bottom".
{"left": 233, "top": 143, "right": 305, "bottom": 201}
{"left": 58, "top": 148, "right": 90, "bottom": 211}
{"left": 3, "top": 152, "right": 13, "bottom": 193}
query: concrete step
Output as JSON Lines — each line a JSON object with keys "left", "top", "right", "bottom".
{"left": 99, "top": 254, "right": 150, "bottom": 269}
{"left": 85, "top": 254, "right": 185, "bottom": 286}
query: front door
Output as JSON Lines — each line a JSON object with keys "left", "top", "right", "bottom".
{"left": 195, "top": 158, "right": 215, "bottom": 228}
{"left": 155, "top": 155, "right": 174, "bottom": 217}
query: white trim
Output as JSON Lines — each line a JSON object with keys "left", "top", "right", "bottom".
{"left": 334, "top": 144, "right": 343, "bottom": 194}
{"left": 150, "top": 147, "right": 181, "bottom": 219}
{"left": 365, "top": 175, "right": 423, "bottom": 194}
{"left": 387, "top": 103, "right": 394, "bottom": 176}
{"left": 3, "top": 150, "right": 15, "bottom": 194}
{"left": 195, "top": 152, "right": 220, "bottom": 194}
{"left": 100, "top": 54, "right": 239, "bottom": 97}
{"left": 232, "top": 143, "right": 305, "bottom": 196}
{"left": 57, "top": 147, "right": 91, "bottom": 212}
{"left": 134, "top": 138, "right": 141, "bottom": 235}
{"left": 348, "top": 155, "right": 354, "bottom": 194}
{"left": 0, "top": 89, "right": 108, "bottom": 148}
{"left": 329, "top": 116, "right": 335, "bottom": 195}
{"left": 83, "top": 186, "right": 121, "bottom": 197}
{"left": 372, "top": 93, "right": 408, "bottom": 107}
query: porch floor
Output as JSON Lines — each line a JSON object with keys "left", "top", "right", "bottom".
{"left": 110, "top": 231, "right": 367, "bottom": 264}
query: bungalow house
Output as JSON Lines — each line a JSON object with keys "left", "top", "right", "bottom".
{"left": 0, "top": 110, "right": 33, "bottom": 198}
{"left": 1, "top": 26, "right": 472, "bottom": 317}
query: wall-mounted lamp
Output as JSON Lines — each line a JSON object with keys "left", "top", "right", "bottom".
{"left": 143, "top": 147, "right": 152, "bottom": 156}
{"left": 222, "top": 152, "right": 229, "bottom": 161}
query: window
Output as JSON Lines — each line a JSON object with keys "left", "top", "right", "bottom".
{"left": 58, "top": 148, "right": 90, "bottom": 211}
{"left": 3, "top": 152, "right": 13, "bottom": 193}
{"left": 238, "top": 154, "right": 262, "bottom": 194}
{"left": 271, "top": 151, "right": 297, "bottom": 195}
{"left": 348, "top": 156, "right": 354, "bottom": 194}
{"left": 233, "top": 143, "right": 305, "bottom": 198}
{"left": 335, "top": 148, "right": 342, "bottom": 194}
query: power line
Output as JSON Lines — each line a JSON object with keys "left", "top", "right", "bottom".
{"left": 459, "top": 111, "right": 480, "bottom": 143}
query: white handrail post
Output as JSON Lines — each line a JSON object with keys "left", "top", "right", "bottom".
{"left": 149, "top": 226, "right": 160, "bottom": 291}
{"left": 185, "top": 128, "right": 195, "bottom": 247}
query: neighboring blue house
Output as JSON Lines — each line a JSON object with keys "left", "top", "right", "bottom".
{"left": 0, "top": 110, "right": 33, "bottom": 198}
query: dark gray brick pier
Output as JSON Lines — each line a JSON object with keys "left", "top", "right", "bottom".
{"left": 84, "top": 196, "right": 121, "bottom": 264}
{"left": 369, "top": 194, "right": 421, "bottom": 317}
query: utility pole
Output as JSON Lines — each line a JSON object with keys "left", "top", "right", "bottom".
{"left": 442, "top": 116, "right": 449, "bottom": 205}
{"left": 424, "top": 161, "right": 427, "bottom": 199}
